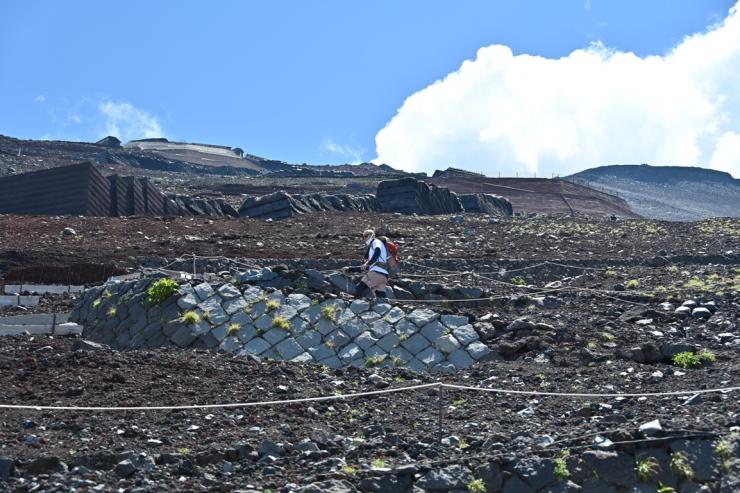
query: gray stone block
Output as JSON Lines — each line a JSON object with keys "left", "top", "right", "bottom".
{"left": 297, "top": 330, "right": 322, "bottom": 349}
{"left": 421, "top": 320, "right": 448, "bottom": 341}
{"left": 360, "top": 311, "right": 381, "bottom": 324}
{"left": 219, "top": 336, "right": 243, "bottom": 353}
{"left": 401, "top": 333, "right": 431, "bottom": 355}
{"left": 275, "top": 338, "right": 304, "bottom": 360}
{"left": 250, "top": 301, "right": 268, "bottom": 319}
{"left": 582, "top": 450, "right": 634, "bottom": 488}
{"left": 316, "top": 318, "right": 337, "bottom": 335}
{"left": 276, "top": 305, "right": 299, "bottom": 321}
{"left": 319, "top": 355, "right": 342, "bottom": 368}
{"left": 365, "top": 345, "right": 387, "bottom": 359}
{"left": 254, "top": 314, "right": 273, "bottom": 331}
{"left": 222, "top": 296, "right": 248, "bottom": 315}
{"left": 370, "top": 319, "right": 393, "bottom": 338}
{"left": 389, "top": 347, "right": 413, "bottom": 364}
{"left": 217, "top": 283, "right": 241, "bottom": 300}
{"left": 355, "top": 331, "right": 379, "bottom": 350}
{"left": 266, "top": 291, "right": 285, "bottom": 304}
{"left": 453, "top": 324, "right": 478, "bottom": 346}
{"left": 350, "top": 299, "right": 370, "bottom": 314}
{"left": 211, "top": 323, "right": 230, "bottom": 342}
{"left": 326, "top": 329, "right": 351, "bottom": 349}
{"left": 383, "top": 306, "right": 405, "bottom": 324}
{"left": 236, "top": 324, "right": 257, "bottom": 343}
{"left": 308, "top": 343, "right": 335, "bottom": 361}
{"left": 171, "top": 325, "right": 199, "bottom": 347}
{"left": 291, "top": 352, "right": 314, "bottom": 364}
{"left": 448, "top": 348, "right": 475, "bottom": 368}
{"left": 230, "top": 311, "right": 252, "bottom": 327}
{"left": 338, "top": 343, "right": 362, "bottom": 361}
{"left": 263, "top": 327, "right": 289, "bottom": 345}
{"left": 416, "top": 347, "right": 444, "bottom": 367}
{"left": 513, "top": 458, "right": 556, "bottom": 490}
{"left": 395, "top": 319, "right": 418, "bottom": 338}
{"left": 377, "top": 332, "right": 401, "bottom": 352}
{"left": 290, "top": 316, "right": 309, "bottom": 335}
{"left": 669, "top": 439, "right": 720, "bottom": 482}
{"left": 301, "top": 304, "right": 323, "bottom": 324}
{"left": 436, "top": 334, "right": 461, "bottom": 354}
{"left": 194, "top": 282, "right": 215, "bottom": 301}
{"left": 340, "top": 318, "right": 368, "bottom": 338}
{"left": 241, "top": 337, "right": 270, "bottom": 355}
{"left": 286, "top": 293, "right": 312, "bottom": 312}
{"left": 373, "top": 303, "right": 391, "bottom": 315}
{"left": 408, "top": 308, "right": 439, "bottom": 327}
{"left": 199, "top": 297, "right": 229, "bottom": 325}
{"left": 335, "top": 308, "right": 356, "bottom": 326}
{"left": 467, "top": 341, "right": 494, "bottom": 360}
{"left": 441, "top": 314, "right": 469, "bottom": 328}
{"left": 242, "top": 286, "right": 264, "bottom": 304}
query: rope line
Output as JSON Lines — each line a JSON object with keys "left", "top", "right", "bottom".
{"left": 2, "top": 383, "right": 737, "bottom": 412}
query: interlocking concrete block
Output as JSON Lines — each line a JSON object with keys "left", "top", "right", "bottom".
{"left": 435, "top": 334, "right": 461, "bottom": 354}
{"left": 301, "top": 304, "right": 323, "bottom": 324}
{"left": 452, "top": 325, "right": 478, "bottom": 346}
{"left": 236, "top": 324, "right": 257, "bottom": 343}
{"left": 290, "top": 316, "right": 309, "bottom": 335}
{"left": 297, "top": 330, "right": 322, "bottom": 350}
{"left": 275, "top": 338, "right": 304, "bottom": 360}
{"left": 230, "top": 311, "right": 252, "bottom": 327}
{"left": 222, "top": 296, "right": 248, "bottom": 315}
{"left": 448, "top": 348, "right": 475, "bottom": 369}
{"left": 316, "top": 318, "right": 337, "bottom": 336}
{"left": 217, "top": 283, "right": 241, "bottom": 300}
{"left": 219, "top": 336, "right": 243, "bottom": 353}
{"left": 286, "top": 293, "right": 312, "bottom": 312}
{"left": 395, "top": 319, "right": 418, "bottom": 338}
{"left": 254, "top": 314, "right": 274, "bottom": 331}
{"left": 291, "top": 352, "right": 314, "bottom": 364}
{"left": 211, "top": 323, "right": 230, "bottom": 342}
{"left": 276, "top": 305, "right": 298, "bottom": 321}
{"left": 389, "top": 347, "right": 414, "bottom": 364}
{"left": 242, "top": 286, "right": 264, "bottom": 304}
{"left": 340, "top": 318, "right": 368, "bottom": 339}
{"left": 359, "top": 311, "right": 381, "bottom": 324}
{"left": 350, "top": 299, "right": 370, "bottom": 314}
{"left": 406, "top": 358, "right": 427, "bottom": 373}
{"left": 338, "top": 343, "right": 362, "bottom": 362}
{"left": 241, "top": 337, "right": 271, "bottom": 355}
{"left": 383, "top": 306, "right": 405, "bottom": 324}
{"left": 416, "top": 347, "right": 444, "bottom": 367}
{"left": 326, "top": 329, "right": 351, "bottom": 349}
{"left": 401, "top": 333, "right": 431, "bottom": 355}
{"left": 370, "top": 319, "right": 393, "bottom": 339}
{"left": 373, "top": 303, "right": 391, "bottom": 316}
{"left": 263, "top": 327, "right": 289, "bottom": 345}
{"left": 421, "top": 320, "right": 448, "bottom": 341}
{"left": 441, "top": 314, "right": 469, "bottom": 329}
{"left": 199, "top": 297, "right": 229, "bottom": 325}
{"left": 365, "top": 345, "right": 388, "bottom": 359}
{"left": 377, "top": 332, "right": 401, "bottom": 352}
{"left": 408, "top": 308, "right": 439, "bottom": 327}
{"left": 249, "top": 301, "right": 268, "bottom": 319}
{"left": 335, "top": 308, "right": 356, "bottom": 326}
{"left": 355, "top": 331, "right": 379, "bottom": 350}
{"left": 467, "top": 341, "right": 495, "bottom": 360}
{"left": 319, "top": 355, "right": 342, "bottom": 368}
{"left": 308, "top": 343, "right": 335, "bottom": 361}
{"left": 194, "top": 282, "right": 215, "bottom": 301}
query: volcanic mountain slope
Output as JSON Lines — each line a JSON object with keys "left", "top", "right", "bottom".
{"left": 567, "top": 164, "right": 740, "bottom": 221}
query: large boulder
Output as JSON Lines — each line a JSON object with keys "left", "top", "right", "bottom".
{"left": 459, "top": 193, "right": 513, "bottom": 216}
{"left": 376, "top": 177, "right": 463, "bottom": 215}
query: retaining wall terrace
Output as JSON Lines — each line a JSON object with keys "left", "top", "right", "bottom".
{"left": 69, "top": 278, "right": 497, "bottom": 373}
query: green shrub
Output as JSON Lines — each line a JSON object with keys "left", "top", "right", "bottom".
{"left": 266, "top": 299, "right": 281, "bottom": 312}
{"left": 698, "top": 350, "right": 716, "bottom": 363}
{"left": 672, "top": 351, "right": 701, "bottom": 369}
{"left": 510, "top": 276, "right": 526, "bottom": 286}
{"left": 670, "top": 452, "right": 694, "bottom": 480}
{"left": 92, "top": 298, "right": 102, "bottom": 309}
{"left": 554, "top": 449, "right": 570, "bottom": 480}
{"left": 147, "top": 278, "right": 179, "bottom": 304}
{"left": 366, "top": 355, "right": 385, "bottom": 367}
{"left": 107, "top": 307, "right": 117, "bottom": 317}
{"left": 227, "top": 323, "right": 240, "bottom": 336}
{"left": 635, "top": 455, "right": 660, "bottom": 482}
{"left": 322, "top": 305, "right": 337, "bottom": 322}
{"left": 370, "top": 457, "right": 386, "bottom": 468}
{"left": 468, "top": 478, "right": 486, "bottom": 493}
{"left": 625, "top": 279, "right": 640, "bottom": 290}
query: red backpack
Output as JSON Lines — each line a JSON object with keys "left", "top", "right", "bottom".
{"left": 379, "top": 236, "right": 401, "bottom": 277}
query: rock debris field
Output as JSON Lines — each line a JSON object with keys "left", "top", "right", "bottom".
{"left": 0, "top": 213, "right": 739, "bottom": 492}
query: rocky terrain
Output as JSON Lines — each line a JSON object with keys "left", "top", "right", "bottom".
{"left": 0, "top": 211, "right": 738, "bottom": 491}
{"left": 567, "top": 164, "right": 740, "bottom": 221}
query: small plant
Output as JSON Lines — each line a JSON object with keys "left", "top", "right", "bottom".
{"left": 202, "top": 309, "right": 211, "bottom": 321}
{"left": 586, "top": 340, "right": 598, "bottom": 350}
{"left": 366, "top": 355, "right": 385, "bottom": 367}
{"left": 554, "top": 449, "right": 570, "bottom": 480}
{"left": 227, "top": 323, "right": 241, "bottom": 336}
{"left": 458, "top": 438, "right": 470, "bottom": 450}
{"left": 600, "top": 331, "right": 615, "bottom": 342}
{"left": 102, "top": 290, "right": 112, "bottom": 299}
{"left": 390, "top": 355, "right": 402, "bottom": 366}
{"left": 107, "top": 307, "right": 117, "bottom": 317}
{"left": 243, "top": 304, "right": 252, "bottom": 315}
{"left": 657, "top": 482, "right": 676, "bottom": 493}
{"left": 272, "top": 315, "right": 290, "bottom": 330}
{"left": 672, "top": 351, "right": 701, "bottom": 369}
{"left": 667, "top": 265, "right": 679, "bottom": 273}
{"left": 635, "top": 455, "right": 660, "bottom": 482}
{"left": 605, "top": 269, "right": 619, "bottom": 277}
{"left": 325, "top": 339, "right": 335, "bottom": 349}
{"left": 266, "top": 299, "right": 281, "bottom": 312}
{"left": 715, "top": 438, "right": 735, "bottom": 472}
{"left": 625, "top": 279, "right": 640, "bottom": 290}
{"left": 670, "top": 452, "right": 694, "bottom": 480}
{"left": 698, "top": 350, "right": 716, "bottom": 363}
{"left": 370, "top": 457, "right": 386, "bottom": 468}
{"left": 181, "top": 310, "right": 200, "bottom": 325}
{"left": 398, "top": 333, "right": 408, "bottom": 342}
{"left": 510, "top": 276, "right": 526, "bottom": 286}
{"left": 468, "top": 478, "right": 486, "bottom": 493}
{"left": 177, "top": 447, "right": 191, "bottom": 456}
{"left": 453, "top": 398, "right": 466, "bottom": 407}
{"left": 92, "top": 298, "right": 102, "bottom": 309}
{"left": 342, "top": 464, "right": 358, "bottom": 477}
{"left": 322, "top": 305, "right": 337, "bottom": 322}
{"left": 147, "top": 278, "right": 179, "bottom": 304}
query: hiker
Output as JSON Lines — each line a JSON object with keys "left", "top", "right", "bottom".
{"left": 341, "top": 229, "right": 389, "bottom": 299}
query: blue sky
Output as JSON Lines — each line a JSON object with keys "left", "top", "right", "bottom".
{"left": 1, "top": 0, "right": 738, "bottom": 176}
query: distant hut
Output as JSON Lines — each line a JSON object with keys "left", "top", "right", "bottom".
{"left": 96, "top": 136, "right": 121, "bottom": 148}
{"left": 232, "top": 147, "right": 244, "bottom": 158}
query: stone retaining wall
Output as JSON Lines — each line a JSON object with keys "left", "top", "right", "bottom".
{"left": 69, "top": 278, "right": 496, "bottom": 373}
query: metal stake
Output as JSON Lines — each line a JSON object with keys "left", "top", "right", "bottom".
{"left": 437, "top": 383, "right": 444, "bottom": 444}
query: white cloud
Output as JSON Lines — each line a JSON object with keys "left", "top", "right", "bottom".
{"left": 98, "top": 101, "right": 163, "bottom": 141}
{"left": 374, "top": 2, "right": 740, "bottom": 178}
{"left": 34, "top": 95, "right": 45, "bottom": 104}
{"left": 321, "top": 137, "right": 365, "bottom": 164}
